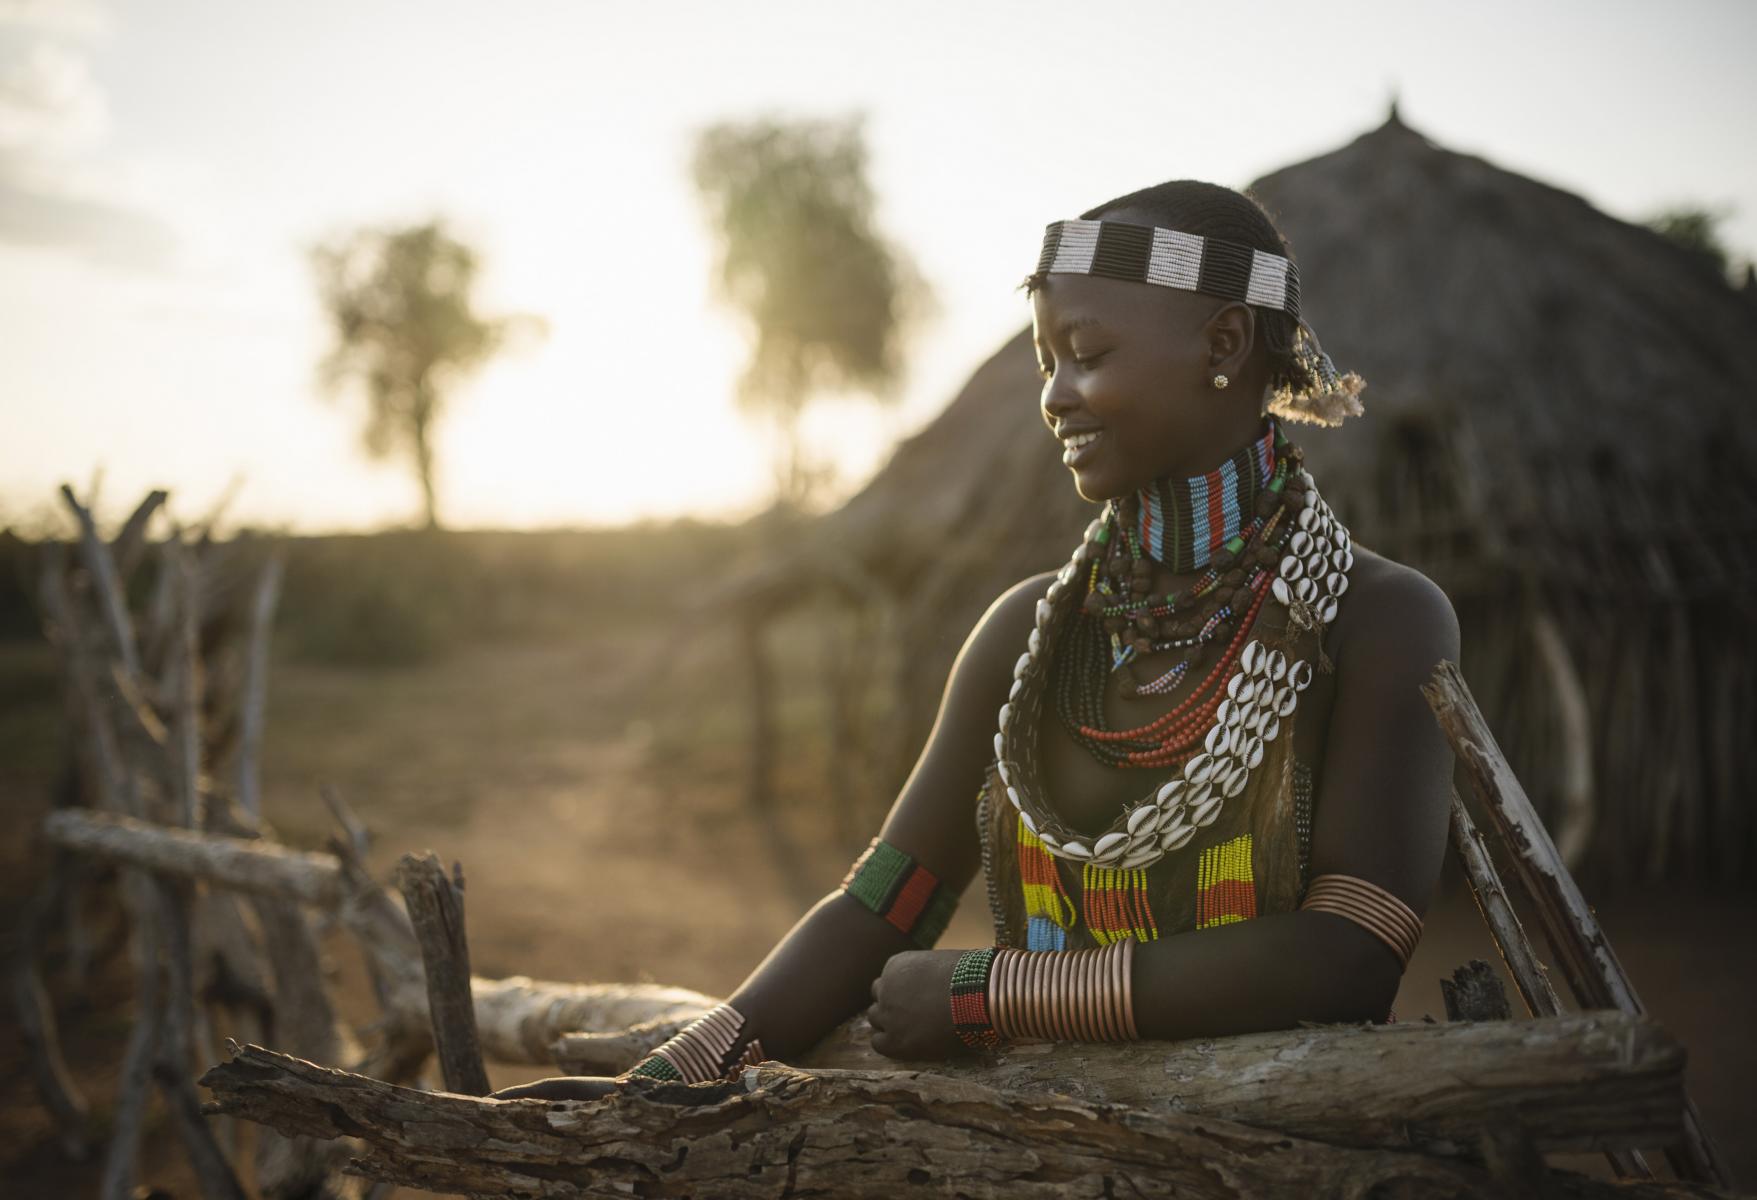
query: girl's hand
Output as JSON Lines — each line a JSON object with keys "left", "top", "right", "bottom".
{"left": 490, "top": 1075, "right": 621, "bottom": 1102}
{"left": 867, "top": 949, "right": 968, "bottom": 1061}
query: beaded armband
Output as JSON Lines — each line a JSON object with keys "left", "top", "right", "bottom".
{"left": 840, "top": 838, "right": 957, "bottom": 949}
{"left": 622, "top": 1004, "right": 766, "bottom": 1084}
{"left": 949, "top": 947, "right": 1001, "bottom": 1050}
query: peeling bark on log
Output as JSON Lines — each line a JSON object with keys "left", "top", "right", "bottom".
{"left": 1424, "top": 661, "right": 1732, "bottom": 1188}
{"left": 395, "top": 853, "right": 490, "bottom": 1096}
{"left": 200, "top": 1044, "right": 1725, "bottom": 1200}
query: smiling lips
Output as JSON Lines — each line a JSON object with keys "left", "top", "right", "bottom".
{"left": 1060, "top": 429, "right": 1102, "bottom": 467}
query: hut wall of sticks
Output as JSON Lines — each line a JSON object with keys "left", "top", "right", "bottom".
{"left": 766, "top": 109, "right": 1757, "bottom": 884}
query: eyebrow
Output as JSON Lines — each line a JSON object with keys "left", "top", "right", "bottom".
{"left": 1055, "top": 315, "right": 1104, "bottom": 340}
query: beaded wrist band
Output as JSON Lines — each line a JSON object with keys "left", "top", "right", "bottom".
{"left": 1299, "top": 874, "right": 1422, "bottom": 968}
{"left": 622, "top": 1003, "right": 766, "bottom": 1084}
{"left": 841, "top": 838, "right": 958, "bottom": 949}
{"left": 949, "top": 947, "right": 1002, "bottom": 1050}
{"left": 989, "top": 938, "right": 1139, "bottom": 1043}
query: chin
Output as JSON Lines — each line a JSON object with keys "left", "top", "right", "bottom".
{"left": 1069, "top": 467, "right": 1127, "bottom": 505}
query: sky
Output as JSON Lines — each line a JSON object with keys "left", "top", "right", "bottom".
{"left": 2, "top": 0, "right": 1754, "bottom": 534}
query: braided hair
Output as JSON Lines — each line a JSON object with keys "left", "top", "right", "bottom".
{"left": 1026, "top": 179, "right": 1363, "bottom": 426}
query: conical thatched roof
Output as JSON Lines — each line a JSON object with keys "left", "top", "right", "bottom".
{"left": 817, "top": 110, "right": 1757, "bottom": 882}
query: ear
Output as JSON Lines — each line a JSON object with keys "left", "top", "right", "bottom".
{"left": 1204, "top": 302, "right": 1256, "bottom": 375}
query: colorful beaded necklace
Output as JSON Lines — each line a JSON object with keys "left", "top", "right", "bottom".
{"left": 992, "top": 426, "right": 1353, "bottom": 872}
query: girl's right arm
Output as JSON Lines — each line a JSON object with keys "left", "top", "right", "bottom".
{"left": 492, "top": 572, "right": 1049, "bottom": 1098}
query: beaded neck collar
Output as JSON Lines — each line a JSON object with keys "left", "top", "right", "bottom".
{"left": 1126, "top": 425, "right": 1278, "bottom": 575}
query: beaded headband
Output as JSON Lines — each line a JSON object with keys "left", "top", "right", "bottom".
{"left": 1036, "top": 219, "right": 1301, "bottom": 318}
{"left": 1032, "top": 218, "right": 1365, "bottom": 427}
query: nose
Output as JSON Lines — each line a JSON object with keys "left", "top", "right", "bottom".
{"left": 1040, "top": 369, "right": 1081, "bottom": 431}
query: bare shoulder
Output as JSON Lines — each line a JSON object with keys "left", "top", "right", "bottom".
{"left": 1329, "top": 547, "right": 1460, "bottom": 679}
{"left": 960, "top": 571, "right": 1057, "bottom": 682}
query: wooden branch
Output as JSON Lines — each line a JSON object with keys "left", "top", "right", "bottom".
{"left": 7, "top": 959, "right": 92, "bottom": 1159}
{"left": 151, "top": 879, "right": 247, "bottom": 1200}
{"left": 1529, "top": 608, "right": 1596, "bottom": 868}
{"left": 199, "top": 1043, "right": 1720, "bottom": 1200}
{"left": 236, "top": 555, "right": 282, "bottom": 821}
{"left": 6, "top": 853, "right": 94, "bottom": 1160}
{"left": 170, "top": 541, "right": 204, "bottom": 830}
{"left": 60, "top": 484, "right": 141, "bottom": 677}
{"left": 394, "top": 853, "right": 490, "bottom": 1096}
{"left": 1449, "top": 788, "right": 1564, "bottom": 1017}
{"left": 1424, "top": 660, "right": 1732, "bottom": 1188}
{"left": 99, "top": 883, "right": 162, "bottom": 1200}
{"left": 475, "top": 976, "right": 714, "bottom": 1065}
{"left": 45, "top": 809, "right": 345, "bottom": 907}
{"left": 110, "top": 489, "right": 167, "bottom": 583}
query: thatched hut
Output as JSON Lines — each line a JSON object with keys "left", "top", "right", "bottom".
{"left": 807, "top": 108, "right": 1757, "bottom": 883}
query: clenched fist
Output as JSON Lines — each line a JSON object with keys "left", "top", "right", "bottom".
{"left": 866, "top": 949, "right": 970, "bottom": 1061}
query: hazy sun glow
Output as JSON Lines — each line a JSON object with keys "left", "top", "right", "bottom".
{"left": 3, "top": 0, "right": 1754, "bottom": 532}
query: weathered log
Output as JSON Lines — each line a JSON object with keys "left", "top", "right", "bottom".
{"left": 394, "top": 853, "right": 491, "bottom": 1096}
{"left": 199, "top": 1043, "right": 1723, "bottom": 1200}
{"left": 1424, "top": 660, "right": 1732, "bottom": 1188}
{"left": 563, "top": 1008, "right": 1683, "bottom": 1157}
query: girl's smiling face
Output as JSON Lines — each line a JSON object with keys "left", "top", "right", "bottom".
{"left": 1032, "top": 269, "right": 1264, "bottom": 503}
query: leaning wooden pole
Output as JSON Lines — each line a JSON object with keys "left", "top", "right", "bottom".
{"left": 1424, "top": 659, "right": 1732, "bottom": 1189}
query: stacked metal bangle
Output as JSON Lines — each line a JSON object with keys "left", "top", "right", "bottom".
{"left": 989, "top": 939, "right": 1139, "bottom": 1043}
{"left": 1298, "top": 874, "right": 1422, "bottom": 968}
{"left": 622, "top": 1003, "right": 766, "bottom": 1084}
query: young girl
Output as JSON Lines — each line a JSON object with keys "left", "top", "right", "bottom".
{"left": 497, "top": 179, "right": 1459, "bottom": 1096}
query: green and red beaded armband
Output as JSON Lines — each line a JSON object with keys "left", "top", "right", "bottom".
{"left": 949, "top": 946, "right": 1001, "bottom": 1050}
{"left": 840, "top": 838, "right": 958, "bottom": 949}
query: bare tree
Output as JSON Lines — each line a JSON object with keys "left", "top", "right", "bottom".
{"left": 310, "top": 219, "right": 543, "bottom": 530}
{"left": 693, "top": 116, "right": 928, "bottom": 512}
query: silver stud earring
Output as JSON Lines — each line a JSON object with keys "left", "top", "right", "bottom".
{"left": 1212, "top": 374, "right": 1229, "bottom": 390}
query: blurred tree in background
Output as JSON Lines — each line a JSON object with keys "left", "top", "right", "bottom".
{"left": 310, "top": 220, "right": 545, "bottom": 530}
{"left": 693, "top": 116, "right": 928, "bottom": 512}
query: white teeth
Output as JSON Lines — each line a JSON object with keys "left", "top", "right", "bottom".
{"left": 1061, "top": 431, "right": 1101, "bottom": 449}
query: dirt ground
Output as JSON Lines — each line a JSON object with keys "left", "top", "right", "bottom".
{"left": 3, "top": 620, "right": 1753, "bottom": 1196}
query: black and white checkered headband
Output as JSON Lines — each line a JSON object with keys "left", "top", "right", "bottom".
{"left": 1036, "top": 219, "right": 1301, "bottom": 321}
